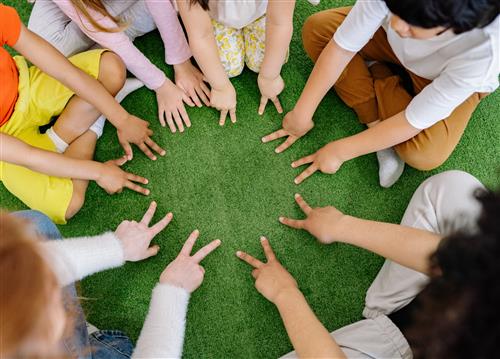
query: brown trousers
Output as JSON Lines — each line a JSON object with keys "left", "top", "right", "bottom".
{"left": 302, "top": 7, "right": 486, "bottom": 170}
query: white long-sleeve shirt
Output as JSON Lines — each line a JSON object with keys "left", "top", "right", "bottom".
{"left": 43, "top": 233, "right": 189, "bottom": 358}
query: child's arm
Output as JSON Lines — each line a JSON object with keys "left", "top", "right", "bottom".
{"left": 237, "top": 238, "right": 346, "bottom": 358}
{"left": 257, "top": 0, "right": 295, "bottom": 115}
{"left": 292, "top": 110, "right": 420, "bottom": 184}
{"left": 280, "top": 194, "right": 441, "bottom": 274}
{"left": 176, "top": 0, "right": 237, "bottom": 126}
{"left": 0, "top": 133, "right": 150, "bottom": 195}
{"left": 262, "top": 40, "right": 356, "bottom": 152}
{"left": 13, "top": 23, "right": 165, "bottom": 160}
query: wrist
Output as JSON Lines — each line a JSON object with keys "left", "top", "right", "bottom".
{"left": 274, "top": 286, "right": 302, "bottom": 307}
{"left": 93, "top": 161, "right": 106, "bottom": 182}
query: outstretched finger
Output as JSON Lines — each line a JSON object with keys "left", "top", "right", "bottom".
{"left": 189, "top": 88, "right": 202, "bottom": 108}
{"left": 278, "top": 216, "right": 305, "bottom": 229}
{"left": 258, "top": 96, "right": 268, "bottom": 116}
{"left": 149, "top": 212, "right": 174, "bottom": 237}
{"left": 172, "top": 110, "right": 185, "bottom": 133}
{"left": 127, "top": 172, "right": 148, "bottom": 185}
{"left": 139, "top": 143, "right": 156, "bottom": 161}
{"left": 125, "top": 181, "right": 150, "bottom": 196}
{"left": 236, "top": 250, "right": 264, "bottom": 269}
{"left": 192, "top": 239, "right": 222, "bottom": 263}
{"left": 196, "top": 85, "right": 210, "bottom": 107}
{"left": 158, "top": 108, "right": 166, "bottom": 128}
{"left": 260, "top": 237, "right": 276, "bottom": 261}
{"left": 294, "top": 164, "right": 319, "bottom": 185}
{"left": 261, "top": 129, "right": 287, "bottom": 143}
{"left": 112, "top": 156, "right": 128, "bottom": 167}
{"left": 165, "top": 112, "right": 176, "bottom": 133}
{"left": 292, "top": 155, "right": 315, "bottom": 168}
{"left": 271, "top": 97, "right": 283, "bottom": 114}
{"left": 275, "top": 135, "right": 298, "bottom": 154}
{"left": 145, "top": 137, "right": 166, "bottom": 157}
{"left": 182, "top": 92, "right": 195, "bottom": 108}
{"left": 140, "top": 201, "right": 157, "bottom": 226}
{"left": 294, "top": 194, "right": 312, "bottom": 214}
{"left": 179, "top": 105, "right": 192, "bottom": 129}
{"left": 229, "top": 108, "right": 237, "bottom": 124}
{"left": 219, "top": 110, "right": 228, "bottom": 126}
{"left": 145, "top": 245, "right": 160, "bottom": 259}
{"left": 181, "top": 230, "right": 199, "bottom": 256}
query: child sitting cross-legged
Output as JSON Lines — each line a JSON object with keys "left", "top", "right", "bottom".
{"left": 0, "top": 4, "right": 165, "bottom": 224}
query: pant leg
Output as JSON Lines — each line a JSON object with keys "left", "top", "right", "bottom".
{"left": 212, "top": 19, "right": 245, "bottom": 77}
{"left": 102, "top": 0, "right": 156, "bottom": 41}
{"left": 28, "top": 0, "right": 95, "bottom": 57}
{"left": 12, "top": 211, "right": 91, "bottom": 359}
{"left": 280, "top": 315, "right": 412, "bottom": 359}
{"left": 243, "top": 15, "right": 267, "bottom": 73}
{"left": 364, "top": 170, "right": 485, "bottom": 318}
{"left": 394, "top": 93, "right": 485, "bottom": 170}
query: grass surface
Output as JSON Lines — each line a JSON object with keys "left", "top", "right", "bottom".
{"left": 3, "top": 1, "right": 500, "bottom": 358}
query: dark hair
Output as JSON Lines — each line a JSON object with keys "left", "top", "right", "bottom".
{"left": 190, "top": 0, "right": 210, "bottom": 11}
{"left": 383, "top": 0, "right": 499, "bottom": 34}
{"left": 409, "top": 189, "right": 500, "bottom": 359}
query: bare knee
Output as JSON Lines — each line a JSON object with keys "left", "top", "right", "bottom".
{"left": 65, "top": 189, "right": 85, "bottom": 220}
{"left": 98, "top": 52, "right": 126, "bottom": 96}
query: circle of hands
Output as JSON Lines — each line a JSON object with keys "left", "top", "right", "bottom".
{"left": 116, "top": 193, "right": 345, "bottom": 300}
{"left": 105, "top": 66, "right": 346, "bottom": 298}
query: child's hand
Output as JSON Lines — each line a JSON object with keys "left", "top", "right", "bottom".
{"left": 117, "top": 115, "right": 166, "bottom": 161}
{"left": 262, "top": 110, "right": 314, "bottom": 153}
{"left": 210, "top": 83, "right": 237, "bottom": 126}
{"left": 257, "top": 74, "right": 284, "bottom": 115}
{"left": 237, "top": 237, "right": 298, "bottom": 304}
{"left": 174, "top": 60, "right": 211, "bottom": 108}
{"left": 279, "top": 194, "right": 345, "bottom": 244}
{"left": 160, "top": 230, "right": 221, "bottom": 293}
{"left": 97, "top": 156, "right": 150, "bottom": 195}
{"left": 156, "top": 80, "right": 193, "bottom": 133}
{"left": 291, "top": 141, "right": 345, "bottom": 184}
{"left": 115, "top": 201, "right": 173, "bottom": 262}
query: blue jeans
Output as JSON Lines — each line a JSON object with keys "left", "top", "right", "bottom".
{"left": 14, "top": 211, "right": 134, "bottom": 359}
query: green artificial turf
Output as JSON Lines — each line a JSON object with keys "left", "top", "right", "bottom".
{"left": 2, "top": 1, "right": 500, "bottom": 358}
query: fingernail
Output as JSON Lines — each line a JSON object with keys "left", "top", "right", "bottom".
{"left": 194, "top": 229, "right": 199, "bottom": 234}
{"left": 275, "top": 149, "right": 280, "bottom": 154}
{"left": 261, "top": 138, "right": 266, "bottom": 143}
{"left": 153, "top": 157, "right": 157, "bottom": 161}
{"left": 161, "top": 151, "right": 166, "bottom": 156}
{"left": 236, "top": 251, "right": 241, "bottom": 256}
{"left": 152, "top": 201, "right": 156, "bottom": 205}
{"left": 279, "top": 217, "right": 284, "bottom": 222}
{"left": 216, "top": 239, "right": 222, "bottom": 245}
{"left": 294, "top": 193, "right": 300, "bottom": 198}
{"left": 168, "top": 212, "right": 173, "bottom": 217}
{"left": 294, "top": 179, "right": 299, "bottom": 185}
{"left": 291, "top": 163, "right": 296, "bottom": 168}
{"left": 145, "top": 179, "right": 149, "bottom": 184}
{"left": 260, "top": 236, "right": 266, "bottom": 242}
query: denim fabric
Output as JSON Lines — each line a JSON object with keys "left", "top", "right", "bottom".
{"left": 89, "top": 330, "right": 134, "bottom": 359}
{"left": 13, "top": 211, "right": 133, "bottom": 359}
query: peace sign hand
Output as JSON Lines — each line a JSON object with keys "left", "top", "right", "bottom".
{"left": 262, "top": 110, "right": 314, "bottom": 153}
{"left": 236, "top": 237, "right": 298, "bottom": 304}
{"left": 114, "top": 201, "right": 173, "bottom": 262}
{"left": 160, "top": 230, "right": 221, "bottom": 293}
{"left": 279, "top": 194, "right": 345, "bottom": 244}
{"left": 292, "top": 141, "right": 345, "bottom": 184}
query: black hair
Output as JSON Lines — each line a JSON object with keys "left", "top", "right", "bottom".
{"left": 383, "top": 0, "right": 499, "bottom": 34}
{"left": 190, "top": 0, "right": 210, "bottom": 11}
{"left": 409, "top": 189, "right": 500, "bottom": 358}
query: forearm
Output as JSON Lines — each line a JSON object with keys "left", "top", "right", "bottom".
{"left": 133, "top": 284, "right": 190, "bottom": 359}
{"left": 190, "top": 35, "right": 230, "bottom": 90}
{"left": 43, "top": 233, "right": 125, "bottom": 286}
{"left": 334, "top": 111, "right": 421, "bottom": 162}
{"left": 275, "top": 288, "right": 346, "bottom": 359}
{"left": 259, "top": 1, "right": 294, "bottom": 79}
{"left": 336, "top": 216, "right": 441, "bottom": 274}
{"left": 294, "top": 40, "right": 354, "bottom": 119}
{"left": 14, "top": 25, "right": 129, "bottom": 129}
{"left": 1, "top": 133, "right": 104, "bottom": 181}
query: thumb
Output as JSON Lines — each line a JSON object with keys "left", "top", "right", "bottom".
{"left": 121, "top": 140, "right": 133, "bottom": 161}
{"left": 145, "top": 245, "right": 160, "bottom": 259}
{"left": 113, "top": 155, "right": 128, "bottom": 167}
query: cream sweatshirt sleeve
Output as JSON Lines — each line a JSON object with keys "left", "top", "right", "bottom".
{"left": 43, "top": 232, "right": 125, "bottom": 287}
{"left": 132, "top": 284, "right": 190, "bottom": 359}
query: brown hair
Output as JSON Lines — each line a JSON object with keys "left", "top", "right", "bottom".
{"left": 0, "top": 213, "right": 67, "bottom": 357}
{"left": 69, "top": 0, "right": 127, "bottom": 33}
{"left": 190, "top": 0, "right": 210, "bottom": 11}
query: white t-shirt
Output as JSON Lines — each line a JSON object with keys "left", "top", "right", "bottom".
{"left": 208, "top": 0, "right": 268, "bottom": 29}
{"left": 333, "top": 0, "right": 500, "bottom": 129}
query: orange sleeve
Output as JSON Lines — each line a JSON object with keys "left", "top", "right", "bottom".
{"left": 0, "top": 4, "right": 22, "bottom": 47}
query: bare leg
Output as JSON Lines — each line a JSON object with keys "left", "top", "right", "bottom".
{"left": 53, "top": 52, "right": 126, "bottom": 144}
{"left": 64, "top": 130, "right": 98, "bottom": 220}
